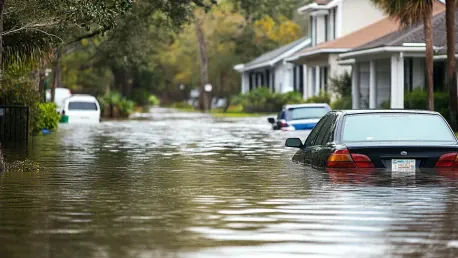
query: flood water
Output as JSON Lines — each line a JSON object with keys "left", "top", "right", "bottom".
{"left": 3, "top": 108, "right": 458, "bottom": 257}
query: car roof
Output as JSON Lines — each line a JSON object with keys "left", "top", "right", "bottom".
{"left": 284, "top": 103, "right": 331, "bottom": 109}
{"left": 334, "top": 109, "right": 440, "bottom": 115}
{"left": 65, "top": 94, "right": 98, "bottom": 101}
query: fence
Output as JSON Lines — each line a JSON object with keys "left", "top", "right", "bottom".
{"left": 0, "top": 106, "right": 29, "bottom": 143}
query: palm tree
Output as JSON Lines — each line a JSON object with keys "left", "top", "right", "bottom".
{"left": 371, "top": 0, "right": 434, "bottom": 110}
{"left": 446, "top": 0, "right": 457, "bottom": 131}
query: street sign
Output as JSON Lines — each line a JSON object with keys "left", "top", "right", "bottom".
{"left": 204, "top": 84, "right": 212, "bottom": 92}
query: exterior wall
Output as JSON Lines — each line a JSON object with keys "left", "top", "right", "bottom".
{"left": 315, "top": 15, "right": 327, "bottom": 45}
{"left": 341, "top": 0, "right": 385, "bottom": 36}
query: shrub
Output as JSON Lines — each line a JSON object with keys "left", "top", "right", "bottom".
{"left": 131, "top": 88, "right": 150, "bottom": 107}
{"left": 99, "top": 91, "right": 136, "bottom": 118}
{"left": 237, "top": 87, "right": 308, "bottom": 113}
{"left": 148, "top": 94, "right": 160, "bottom": 106}
{"left": 0, "top": 80, "right": 41, "bottom": 133}
{"left": 304, "top": 93, "right": 331, "bottom": 104}
{"left": 37, "top": 103, "right": 60, "bottom": 130}
{"left": 329, "top": 72, "right": 352, "bottom": 98}
{"left": 332, "top": 96, "right": 352, "bottom": 109}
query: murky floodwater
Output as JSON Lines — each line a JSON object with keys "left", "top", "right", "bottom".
{"left": 3, "top": 108, "right": 458, "bottom": 258}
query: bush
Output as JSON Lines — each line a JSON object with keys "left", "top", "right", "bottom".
{"left": 332, "top": 96, "right": 352, "bottom": 109}
{"left": 0, "top": 80, "right": 41, "bottom": 133}
{"left": 329, "top": 72, "right": 352, "bottom": 98}
{"left": 237, "top": 87, "right": 308, "bottom": 113}
{"left": 99, "top": 91, "right": 136, "bottom": 118}
{"left": 37, "top": 103, "right": 60, "bottom": 130}
{"left": 131, "top": 88, "right": 150, "bottom": 107}
{"left": 148, "top": 94, "right": 160, "bottom": 106}
{"left": 304, "top": 93, "right": 331, "bottom": 104}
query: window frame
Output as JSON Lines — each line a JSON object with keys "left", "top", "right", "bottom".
{"left": 305, "top": 114, "right": 331, "bottom": 147}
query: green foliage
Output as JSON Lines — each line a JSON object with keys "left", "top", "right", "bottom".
{"left": 37, "top": 103, "right": 60, "bottom": 131}
{"left": 148, "top": 95, "right": 160, "bottom": 106}
{"left": 119, "top": 98, "right": 136, "bottom": 117}
{"left": 235, "top": 87, "right": 306, "bottom": 113}
{"left": 329, "top": 72, "right": 352, "bottom": 98}
{"left": 170, "top": 102, "right": 195, "bottom": 110}
{"left": 304, "top": 93, "right": 331, "bottom": 104}
{"left": 99, "top": 91, "right": 136, "bottom": 118}
{"left": 332, "top": 96, "right": 353, "bottom": 110}
{"left": 0, "top": 80, "right": 41, "bottom": 133}
{"left": 131, "top": 88, "right": 150, "bottom": 107}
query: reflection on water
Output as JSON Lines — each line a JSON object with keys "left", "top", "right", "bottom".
{"left": 2, "top": 108, "right": 458, "bottom": 257}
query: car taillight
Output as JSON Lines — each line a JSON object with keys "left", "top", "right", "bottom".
{"left": 435, "top": 152, "right": 458, "bottom": 168}
{"left": 327, "top": 149, "right": 374, "bottom": 168}
{"left": 281, "top": 121, "right": 287, "bottom": 127}
{"left": 351, "top": 153, "right": 375, "bottom": 168}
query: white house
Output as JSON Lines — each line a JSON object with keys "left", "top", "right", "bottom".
{"left": 287, "top": 0, "right": 391, "bottom": 99}
{"left": 338, "top": 1, "right": 448, "bottom": 109}
{"left": 234, "top": 37, "right": 311, "bottom": 96}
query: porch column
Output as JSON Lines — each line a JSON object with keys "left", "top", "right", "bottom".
{"left": 369, "top": 60, "right": 377, "bottom": 109}
{"left": 241, "top": 72, "right": 249, "bottom": 94}
{"left": 390, "top": 54, "right": 404, "bottom": 108}
{"left": 315, "top": 67, "right": 320, "bottom": 96}
{"left": 352, "top": 64, "right": 360, "bottom": 109}
{"left": 303, "top": 65, "right": 308, "bottom": 99}
{"left": 308, "top": 67, "right": 314, "bottom": 98}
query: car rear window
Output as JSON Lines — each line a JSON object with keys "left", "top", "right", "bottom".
{"left": 342, "top": 113, "right": 456, "bottom": 142}
{"left": 68, "top": 101, "right": 98, "bottom": 111}
{"left": 288, "top": 107, "right": 329, "bottom": 120}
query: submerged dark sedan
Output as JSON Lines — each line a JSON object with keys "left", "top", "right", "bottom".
{"left": 285, "top": 110, "right": 458, "bottom": 171}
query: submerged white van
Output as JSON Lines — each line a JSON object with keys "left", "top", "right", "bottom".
{"left": 60, "top": 95, "right": 101, "bottom": 124}
{"left": 46, "top": 88, "right": 72, "bottom": 111}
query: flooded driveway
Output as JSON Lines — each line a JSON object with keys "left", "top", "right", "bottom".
{"left": 2, "top": 108, "right": 458, "bottom": 258}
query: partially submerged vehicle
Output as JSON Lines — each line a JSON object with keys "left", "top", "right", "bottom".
{"left": 268, "top": 103, "right": 331, "bottom": 131}
{"left": 285, "top": 110, "right": 458, "bottom": 172}
{"left": 46, "top": 88, "right": 72, "bottom": 111}
{"left": 60, "top": 95, "right": 101, "bottom": 124}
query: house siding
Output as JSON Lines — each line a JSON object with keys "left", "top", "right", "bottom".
{"left": 341, "top": 0, "right": 385, "bottom": 37}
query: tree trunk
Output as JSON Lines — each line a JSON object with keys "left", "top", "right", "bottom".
{"left": 0, "top": 0, "right": 4, "bottom": 83}
{"left": 195, "top": 17, "right": 209, "bottom": 112}
{"left": 446, "top": 0, "right": 457, "bottom": 130}
{"left": 424, "top": 8, "right": 434, "bottom": 111}
{"left": 51, "top": 49, "right": 62, "bottom": 102}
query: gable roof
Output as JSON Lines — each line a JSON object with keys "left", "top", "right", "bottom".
{"left": 289, "top": 0, "right": 445, "bottom": 62}
{"left": 341, "top": 3, "right": 452, "bottom": 59}
{"left": 235, "top": 37, "right": 311, "bottom": 72}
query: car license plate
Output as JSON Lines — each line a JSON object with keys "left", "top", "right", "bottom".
{"left": 392, "top": 159, "right": 416, "bottom": 172}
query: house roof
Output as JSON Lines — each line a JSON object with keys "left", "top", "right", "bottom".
{"left": 234, "top": 37, "right": 311, "bottom": 72}
{"left": 290, "top": 0, "right": 446, "bottom": 62}
{"left": 340, "top": 2, "right": 449, "bottom": 59}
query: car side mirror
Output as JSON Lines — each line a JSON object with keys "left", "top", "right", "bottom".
{"left": 285, "top": 138, "right": 303, "bottom": 148}
{"left": 267, "top": 117, "right": 276, "bottom": 124}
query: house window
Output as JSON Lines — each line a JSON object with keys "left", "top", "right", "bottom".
{"left": 404, "top": 58, "right": 413, "bottom": 92}
{"left": 320, "top": 66, "right": 328, "bottom": 93}
{"left": 359, "top": 62, "right": 370, "bottom": 109}
{"left": 332, "top": 7, "right": 337, "bottom": 39}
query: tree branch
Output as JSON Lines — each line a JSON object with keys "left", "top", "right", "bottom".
{"left": 2, "top": 21, "right": 59, "bottom": 36}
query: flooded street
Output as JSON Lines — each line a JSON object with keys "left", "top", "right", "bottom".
{"left": 3, "top": 108, "right": 458, "bottom": 257}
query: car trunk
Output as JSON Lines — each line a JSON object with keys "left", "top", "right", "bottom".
{"left": 345, "top": 142, "right": 458, "bottom": 169}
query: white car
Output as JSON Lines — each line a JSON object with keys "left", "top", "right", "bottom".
{"left": 60, "top": 95, "right": 101, "bottom": 124}
{"left": 46, "top": 88, "right": 72, "bottom": 111}
{"left": 267, "top": 103, "right": 332, "bottom": 131}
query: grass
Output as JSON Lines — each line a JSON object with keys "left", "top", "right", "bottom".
{"left": 163, "top": 103, "right": 275, "bottom": 117}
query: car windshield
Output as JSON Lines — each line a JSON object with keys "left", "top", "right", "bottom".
{"left": 342, "top": 113, "right": 456, "bottom": 142}
{"left": 68, "top": 101, "right": 98, "bottom": 111}
{"left": 288, "top": 107, "right": 328, "bottom": 120}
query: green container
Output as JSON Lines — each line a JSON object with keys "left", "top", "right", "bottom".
{"left": 60, "top": 115, "right": 69, "bottom": 123}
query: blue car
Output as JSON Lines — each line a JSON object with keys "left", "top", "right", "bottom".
{"left": 268, "top": 103, "right": 332, "bottom": 131}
